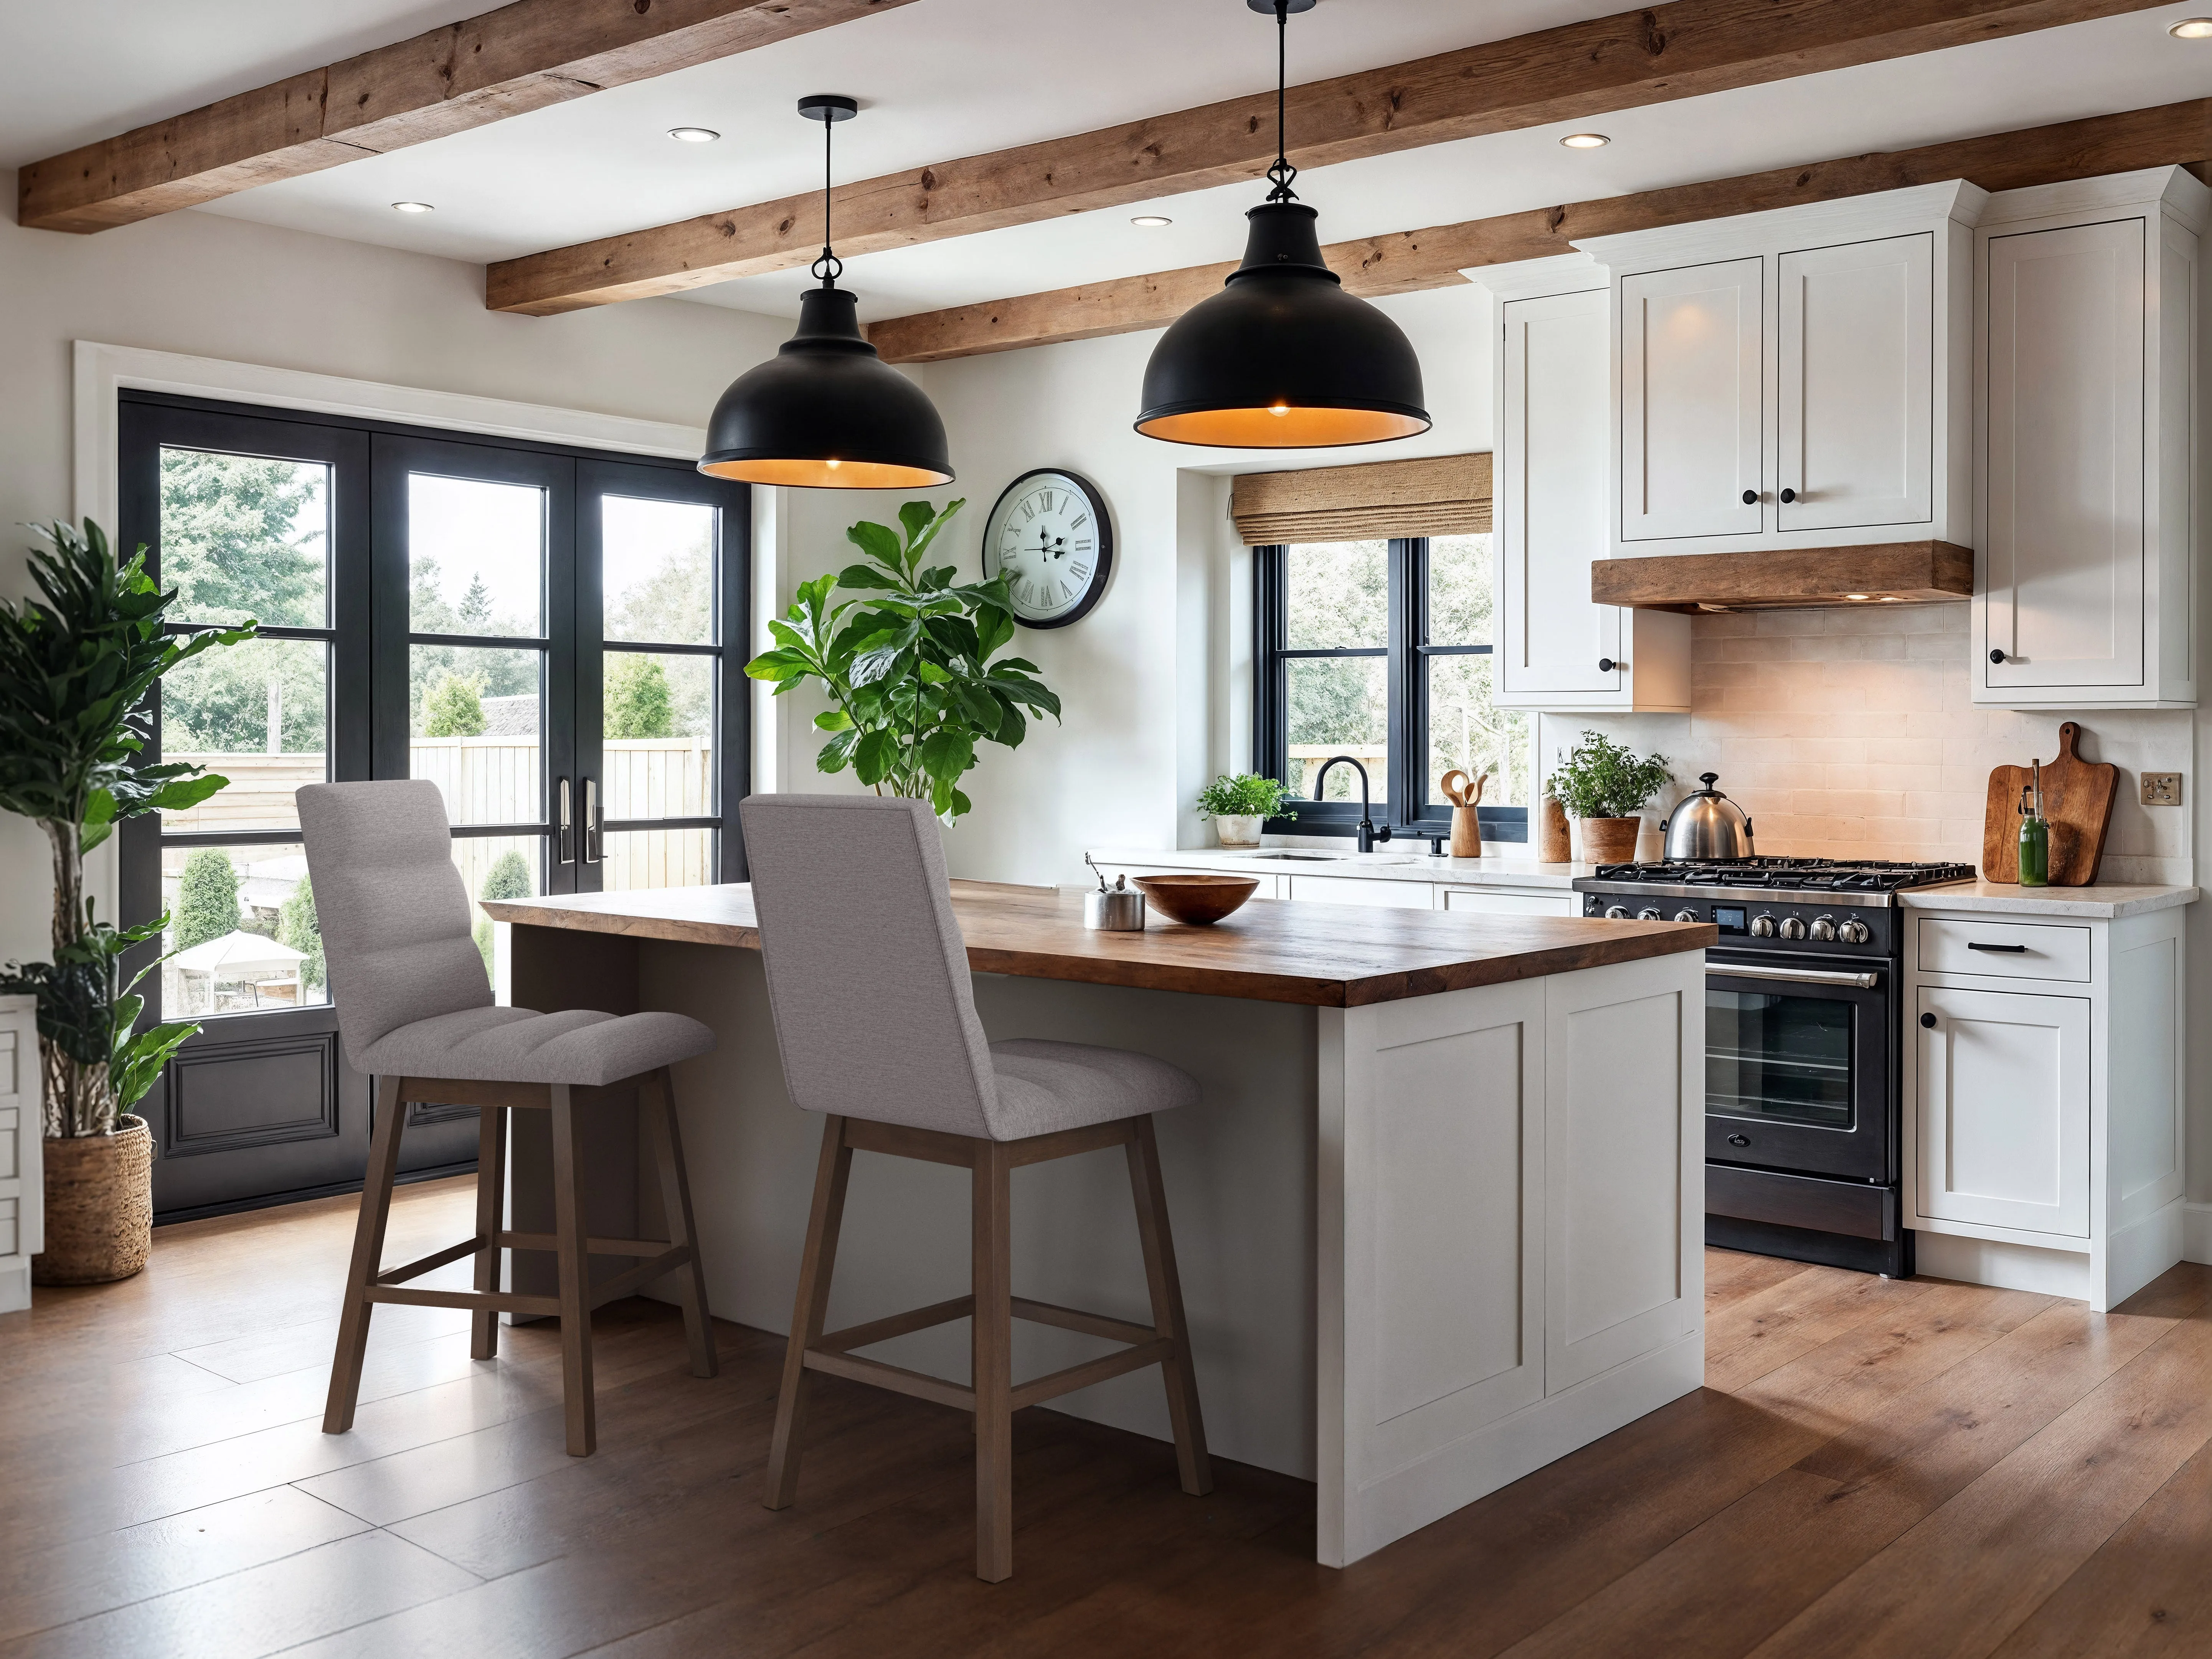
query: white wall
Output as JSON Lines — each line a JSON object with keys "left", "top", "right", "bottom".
{"left": 0, "top": 172, "right": 787, "bottom": 964}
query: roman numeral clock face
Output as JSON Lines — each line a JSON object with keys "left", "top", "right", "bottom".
{"left": 983, "top": 469, "right": 1113, "bottom": 629}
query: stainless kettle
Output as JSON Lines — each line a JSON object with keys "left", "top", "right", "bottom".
{"left": 1662, "top": 772, "right": 1755, "bottom": 860}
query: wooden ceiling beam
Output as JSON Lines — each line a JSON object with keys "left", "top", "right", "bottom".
{"left": 864, "top": 97, "right": 2212, "bottom": 364}
{"left": 16, "top": 0, "right": 918, "bottom": 234}
{"left": 485, "top": 0, "right": 2169, "bottom": 315}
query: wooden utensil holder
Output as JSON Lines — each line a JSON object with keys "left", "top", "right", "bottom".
{"left": 1451, "top": 805, "right": 1482, "bottom": 858}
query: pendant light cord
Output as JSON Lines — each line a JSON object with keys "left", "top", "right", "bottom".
{"left": 812, "top": 111, "right": 843, "bottom": 287}
{"left": 1265, "top": 0, "right": 1298, "bottom": 203}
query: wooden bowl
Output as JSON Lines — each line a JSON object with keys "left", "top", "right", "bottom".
{"left": 1131, "top": 873, "right": 1259, "bottom": 925}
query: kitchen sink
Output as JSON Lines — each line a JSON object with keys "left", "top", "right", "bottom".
{"left": 1248, "top": 851, "right": 1344, "bottom": 861}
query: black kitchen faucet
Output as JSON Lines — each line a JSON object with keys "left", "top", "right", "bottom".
{"left": 1313, "top": 755, "right": 1391, "bottom": 854}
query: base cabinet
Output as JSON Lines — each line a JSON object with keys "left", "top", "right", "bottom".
{"left": 1904, "top": 906, "right": 2187, "bottom": 1311}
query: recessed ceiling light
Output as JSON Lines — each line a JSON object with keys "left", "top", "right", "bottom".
{"left": 1560, "top": 132, "right": 1610, "bottom": 149}
{"left": 668, "top": 126, "right": 721, "bottom": 143}
{"left": 2170, "top": 17, "right": 2212, "bottom": 37}
{"left": 1131, "top": 215, "right": 1173, "bottom": 228}
{"left": 390, "top": 201, "right": 434, "bottom": 214}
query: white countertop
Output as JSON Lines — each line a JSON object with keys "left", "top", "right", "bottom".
{"left": 1900, "top": 880, "right": 2199, "bottom": 918}
{"left": 1088, "top": 845, "right": 1595, "bottom": 889}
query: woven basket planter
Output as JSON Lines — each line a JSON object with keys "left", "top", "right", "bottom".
{"left": 32, "top": 1116, "right": 153, "bottom": 1285}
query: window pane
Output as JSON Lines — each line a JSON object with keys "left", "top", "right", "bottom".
{"left": 158, "top": 447, "right": 329, "bottom": 628}
{"left": 452, "top": 835, "right": 543, "bottom": 984}
{"left": 604, "top": 496, "right": 715, "bottom": 645}
{"left": 1286, "top": 540, "right": 1388, "bottom": 649}
{"left": 411, "top": 644, "right": 542, "bottom": 826}
{"left": 1425, "top": 534, "right": 1493, "bottom": 647}
{"left": 408, "top": 474, "right": 546, "bottom": 636}
{"left": 1287, "top": 656, "right": 1388, "bottom": 803}
{"left": 606, "top": 653, "right": 714, "bottom": 822}
{"left": 1426, "top": 653, "right": 1529, "bottom": 808}
{"left": 603, "top": 827, "right": 713, "bottom": 891}
{"left": 159, "top": 843, "right": 328, "bottom": 1020}
{"left": 158, "top": 637, "right": 329, "bottom": 832}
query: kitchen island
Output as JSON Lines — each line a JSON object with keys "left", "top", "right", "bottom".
{"left": 483, "top": 881, "right": 1712, "bottom": 1567}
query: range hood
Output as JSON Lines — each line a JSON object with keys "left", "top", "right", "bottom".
{"left": 1590, "top": 541, "right": 1972, "bottom": 613}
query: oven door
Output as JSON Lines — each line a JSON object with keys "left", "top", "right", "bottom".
{"left": 1704, "top": 952, "right": 1892, "bottom": 1182}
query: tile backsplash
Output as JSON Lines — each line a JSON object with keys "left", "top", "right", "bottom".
{"left": 1540, "top": 605, "right": 2193, "bottom": 884}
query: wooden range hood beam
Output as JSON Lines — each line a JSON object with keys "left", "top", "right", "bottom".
{"left": 866, "top": 97, "right": 2212, "bottom": 364}
{"left": 484, "top": 0, "right": 2168, "bottom": 315}
{"left": 1590, "top": 543, "right": 1975, "bottom": 612}
{"left": 16, "top": 0, "right": 917, "bottom": 234}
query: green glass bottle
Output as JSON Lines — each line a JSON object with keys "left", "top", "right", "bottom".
{"left": 2018, "top": 764, "right": 2049, "bottom": 888}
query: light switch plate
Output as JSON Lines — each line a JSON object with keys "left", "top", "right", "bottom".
{"left": 2141, "top": 772, "right": 2183, "bottom": 806}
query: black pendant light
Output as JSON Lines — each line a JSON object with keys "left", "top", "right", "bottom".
{"left": 699, "top": 96, "right": 954, "bottom": 489}
{"left": 1136, "top": 0, "right": 1430, "bottom": 449}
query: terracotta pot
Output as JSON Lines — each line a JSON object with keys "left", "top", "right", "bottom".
{"left": 1578, "top": 817, "right": 1645, "bottom": 865}
{"left": 32, "top": 1116, "right": 153, "bottom": 1286}
{"left": 1213, "top": 815, "right": 1264, "bottom": 848}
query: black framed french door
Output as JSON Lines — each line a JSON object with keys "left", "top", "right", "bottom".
{"left": 117, "top": 392, "right": 748, "bottom": 1220}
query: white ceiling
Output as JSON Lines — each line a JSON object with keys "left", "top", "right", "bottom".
{"left": 5, "top": 1, "right": 2211, "bottom": 324}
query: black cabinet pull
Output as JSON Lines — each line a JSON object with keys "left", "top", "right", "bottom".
{"left": 1726, "top": 1133, "right": 1750, "bottom": 1147}
{"left": 1740, "top": 489, "right": 1758, "bottom": 505}
{"left": 1920, "top": 1012, "right": 1937, "bottom": 1028}
{"left": 1597, "top": 657, "right": 1616, "bottom": 673}
{"left": 1990, "top": 648, "right": 2007, "bottom": 664}
{"left": 1780, "top": 487, "right": 1797, "bottom": 503}
{"left": 1968, "top": 942, "right": 2029, "bottom": 954}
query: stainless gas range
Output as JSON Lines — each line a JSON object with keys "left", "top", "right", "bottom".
{"left": 1574, "top": 858, "right": 1976, "bottom": 1276}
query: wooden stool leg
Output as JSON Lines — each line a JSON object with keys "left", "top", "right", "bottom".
{"left": 645, "top": 1067, "right": 716, "bottom": 1379}
{"left": 470, "top": 1101, "right": 506, "bottom": 1361}
{"left": 1126, "top": 1115, "right": 1213, "bottom": 1496}
{"left": 549, "top": 1083, "right": 596, "bottom": 1457}
{"left": 972, "top": 1138, "right": 1015, "bottom": 1582}
{"left": 325, "top": 1075, "right": 406, "bottom": 1434}
{"left": 764, "top": 1116, "right": 852, "bottom": 1509}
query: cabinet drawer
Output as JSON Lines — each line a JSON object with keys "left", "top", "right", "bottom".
{"left": 1918, "top": 918, "right": 2090, "bottom": 981}
{"left": 1443, "top": 888, "right": 1575, "bottom": 917}
{"left": 1288, "top": 875, "right": 1434, "bottom": 909}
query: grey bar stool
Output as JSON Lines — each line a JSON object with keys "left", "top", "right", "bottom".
{"left": 740, "top": 794, "right": 1211, "bottom": 1583}
{"left": 299, "top": 779, "right": 718, "bottom": 1457}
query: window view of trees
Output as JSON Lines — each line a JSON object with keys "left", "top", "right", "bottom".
{"left": 1423, "top": 536, "right": 1528, "bottom": 810}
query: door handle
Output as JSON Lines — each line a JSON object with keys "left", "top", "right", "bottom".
{"left": 1966, "top": 942, "right": 2029, "bottom": 954}
{"left": 1598, "top": 657, "right": 1618, "bottom": 673}
{"left": 556, "top": 777, "right": 574, "bottom": 865}
{"left": 1710, "top": 963, "right": 1880, "bottom": 989}
{"left": 583, "top": 777, "right": 602, "bottom": 865}
{"left": 1740, "top": 489, "right": 1759, "bottom": 505}
{"left": 1780, "top": 487, "right": 1797, "bottom": 503}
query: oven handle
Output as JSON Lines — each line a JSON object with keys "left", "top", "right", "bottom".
{"left": 1709, "top": 963, "right": 1881, "bottom": 990}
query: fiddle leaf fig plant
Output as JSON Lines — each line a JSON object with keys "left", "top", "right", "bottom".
{"left": 746, "top": 500, "right": 1061, "bottom": 820}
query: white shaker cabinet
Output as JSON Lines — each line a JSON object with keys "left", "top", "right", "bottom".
{"left": 1618, "top": 257, "right": 1765, "bottom": 544}
{"left": 1471, "top": 255, "right": 1691, "bottom": 714}
{"left": 1913, "top": 984, "right": 2090, "bottom": 1238}
{"left": 1974, "top": 167, "right": 2205, "bottom": 708}
{"left": 0, "top": 995, "right": 40, "bottom": 1314}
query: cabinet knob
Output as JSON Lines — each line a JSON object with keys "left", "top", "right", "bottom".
{"left": 1740, "top": 489, "right": 1758, "bottom": 505}
{"left": 1920, "top": 1012, "right": 1938, "bottom": 1028}
{"left": 1597, "top": 657, "right": 1617, "bottom": 674}
{"left": 1780, "top": 488, "right": 1797, "bottom": 503}
{"left": 1727, "top": 1133, "right": 1750, "bottom": 1147}
{"left": 1989, "top": 648, "right": 2007, "bottom": 664}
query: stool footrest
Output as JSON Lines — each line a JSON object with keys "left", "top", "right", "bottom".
{"left": 499, "top": 1230, "right": 675, "bottom": 1257}
{"left": 365, "top": 1284, "right": 561, "bottom": 1317}
{"left": 817, "top": 1295, "right": 975, "bottom": 1355}
{"left": 1009, "top": 1297, "right": 1158, "bottom": 1347}
{"left": 1011, "top": 1338, "right": 1175, "bottom": 1411}
{"left": 376, "top": 1236, "right": 487, "bottom": 1286}
{"left": 804, "top": 1347, "right": 977, "bottom": 1413}
{"left": 588, "top": 1245, "right": 695, "bottom": 1310}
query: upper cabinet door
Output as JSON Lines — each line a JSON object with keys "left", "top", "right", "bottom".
{"left": 1983, "top": 218, "right": 2147, "bottom": 692}
{"left": 1778, "top": 234, "right": 1934, "bottom": 533}
{"left": 1619, "top": 258, "right": 1763, "bottom": 543}
{"left": 1500, "top": 288, "right": 1618, "bottom": 697}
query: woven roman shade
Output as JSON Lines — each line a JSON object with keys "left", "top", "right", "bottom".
{"left": 1230, "top": 452, "right": 1492, "bottom": 546}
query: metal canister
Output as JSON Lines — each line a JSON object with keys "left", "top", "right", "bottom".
{"left": 1084, "top": 875, "right": 1147, "bottom": 931}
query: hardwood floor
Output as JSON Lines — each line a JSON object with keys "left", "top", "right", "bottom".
{"left": 2, "top": 1177, "right": 2207, "bottom": 1658}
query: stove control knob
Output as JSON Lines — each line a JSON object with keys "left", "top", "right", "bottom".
{"left": 1604, "top": 905, "right": 1630, "bottom": 920}
{"left": 1778, "top": 916, "right": 1808, "bottom": 941}
{"left": 1749, "top": 914, "right": 1777, "bottom": 938}
{"left": 1636, "top": 907, "right": 1662, "bottom": 922}
{"left": 1808, "top": 917, "right": 1837, "bottom": 943}
{"left": 1674, "top": 908, "right": 1699, "bottom": 923}
{"left": 1837, "top": 919, "right": 1870, "bottom": 946}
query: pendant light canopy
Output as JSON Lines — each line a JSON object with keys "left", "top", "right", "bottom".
{"left": 699, "top": 96, "right": 953, "bottom": 489}
{"left": 1136, "top": 0, "right": 1430, "bottom": 450}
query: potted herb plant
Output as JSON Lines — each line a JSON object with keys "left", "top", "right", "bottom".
{"left": 747, "top": 500, "right": 1060, "bottom": 819}
{"left": 1547, "top": 730, "right": 1672, "bottom": 865}
{"left": 0, "top": 520, "right": 253, "bottom": 1284}
{"left": 1194, "top": 773, "right": 1297, "bottom": 848}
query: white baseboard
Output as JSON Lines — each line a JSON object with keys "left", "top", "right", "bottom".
{"left": 1914, "top": 1230, "right": 2090, "bottom": 1301}
{"left": 2186, "top": 1202, "right": 2212, "bottom": 1266}
{"left": 0, "top": 1260, "right": 29, "bottom": 1316}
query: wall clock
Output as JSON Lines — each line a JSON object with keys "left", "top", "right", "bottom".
{"left": 981, "top": 468, "right": 1113, "bottom": 629}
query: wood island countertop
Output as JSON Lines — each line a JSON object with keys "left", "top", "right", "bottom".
{"left": 484, "top": 881, "right": 1713, "bottom": 1008}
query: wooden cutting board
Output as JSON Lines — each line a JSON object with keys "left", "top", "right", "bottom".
{"left": 1981, "top": 722, "right": 2118, "bottom": 886}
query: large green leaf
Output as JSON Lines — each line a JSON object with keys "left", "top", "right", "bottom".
{"left": 853, "top": 727, "right": 900, "bottom": 786}
{"left": 846, "top": 520, "right": 903, "bottom": 571}
{"left": 918, "top": 728, "right": 974, "bottom": 782}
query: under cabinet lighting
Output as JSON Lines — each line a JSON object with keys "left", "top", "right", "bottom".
{"left": 1560, "top": 132, "right": 1610, "bottom": 149}
{"left": 2170, "top": 17, "right": 2212, "bottom": 37}
{"left": 668, "top": 127, "right": 721, "bottom": 143}
{"left": 1843, "top": 593, "right": 1871, "bottom": 601}
{"left": 1131, "top": 215, "right": 1174, "bottom": 227}
{"left": 390, "top": 201, "right": 434, "bottom": 213}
